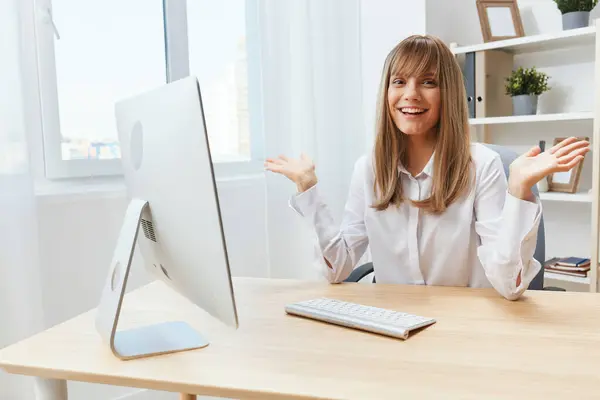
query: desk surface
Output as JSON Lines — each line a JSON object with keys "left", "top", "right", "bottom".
{"left": 3, "top": 278, "right": 600, "bottom": 399}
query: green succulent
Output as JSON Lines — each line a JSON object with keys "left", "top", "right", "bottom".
{"left": 505, "top": 67, "right": 551, "bottom": 97}
{"left": 553, "top": 0, "right": 598, "bottom": 13}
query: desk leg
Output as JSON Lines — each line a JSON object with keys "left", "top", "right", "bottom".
{"left": 179, "top": 394, "right": 196, "bottom": 400}
{"left": 34, "top": 378, "right": 68, "bottom": 400}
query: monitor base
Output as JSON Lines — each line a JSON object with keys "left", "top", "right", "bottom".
{"left": 94, "top": 198, "right": 208, "bottom": 361}
{"left": 113, "top": 321, "right": 208, "bottom": 360}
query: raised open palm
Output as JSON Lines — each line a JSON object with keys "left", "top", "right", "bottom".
{"left": 510, "top": 136, "right": 590, "bottom": 187}
{"left": 264, "top": 153, "right": 318, "bottom": 192}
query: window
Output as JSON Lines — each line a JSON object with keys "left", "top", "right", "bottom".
{"left": 33, "top": 0, "right": 263, "bottom": 180}
{"left": 187, "top": 0, "right": 250, "bottom": 163}
{"left": 35, "top": 0, "right": 167, "bottom": 178}
{"left": 165, "top": 0, "right": 264, "bottom": 174}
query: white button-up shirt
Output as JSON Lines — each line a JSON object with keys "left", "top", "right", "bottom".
{"left": 290, "top": 143, "right": 542, "bottom": 300}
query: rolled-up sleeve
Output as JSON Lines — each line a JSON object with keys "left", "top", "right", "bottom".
{"left": 474, "top": 155, "right": 542, "bottom": 300}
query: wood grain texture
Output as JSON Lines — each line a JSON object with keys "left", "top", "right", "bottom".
{"left": 2, "top": 277, "right": 600, "bottom": 399}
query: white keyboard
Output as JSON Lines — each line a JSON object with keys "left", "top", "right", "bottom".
{"left": 285, "top": 297, "right": 436, "bottom": 340}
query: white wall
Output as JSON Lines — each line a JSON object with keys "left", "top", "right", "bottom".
{"left": 425, "top": 0, "right": 482, "bottom": 46}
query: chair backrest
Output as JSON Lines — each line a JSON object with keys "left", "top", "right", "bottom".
{"left": 484, "top": 144, "right": 545, "bottom": 290}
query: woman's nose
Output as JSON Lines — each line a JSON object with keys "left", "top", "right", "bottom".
{"left": 403, "top": 81, "right": 421, "bottom": 101}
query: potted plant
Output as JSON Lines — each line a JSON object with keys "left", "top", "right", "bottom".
{"left": 505, "top": 67, "right": 550, "bottom": 116}
{"left": 554, "top": 0, "right": 598, "bottom": 30}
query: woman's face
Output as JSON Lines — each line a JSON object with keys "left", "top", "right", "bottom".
{"left": 387, "top": 72, "right": 441, "bottom": 138}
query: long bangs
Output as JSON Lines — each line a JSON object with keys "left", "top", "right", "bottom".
{"left": 388, "top": 36, "right": 441, "bottom": 81}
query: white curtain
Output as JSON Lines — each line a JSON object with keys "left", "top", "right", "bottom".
{"left": 0, "top": 0, "right": 46, "bottom": 398}
{"left": 259, "top": 0, "right": 367, "bottom": 280}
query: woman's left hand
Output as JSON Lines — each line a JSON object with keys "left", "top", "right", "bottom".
{"left": 508, "top": 136, "right": 590, "bottom": 201}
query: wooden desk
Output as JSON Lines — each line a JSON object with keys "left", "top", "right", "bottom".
{"left": 3, "top": 278, "right": 600, "bottom": 399}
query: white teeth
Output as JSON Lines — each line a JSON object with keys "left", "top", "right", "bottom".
{"left": 400, "top": 107, "right": 426, "bottom": 114}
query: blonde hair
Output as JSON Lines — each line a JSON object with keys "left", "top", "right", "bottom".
{"left": 371, "top": 34, "right": 473, "bottom": 214}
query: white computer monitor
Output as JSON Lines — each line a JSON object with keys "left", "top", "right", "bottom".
{"left": 95, "top": 76, "right": 238, "bottom": 360}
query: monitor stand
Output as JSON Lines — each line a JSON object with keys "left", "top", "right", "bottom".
{"left": 95, "top": 199, "right": 209, "bottom": 360}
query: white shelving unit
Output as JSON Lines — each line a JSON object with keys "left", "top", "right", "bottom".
{"left": 452, "top": 23, "right": 600, "bottom": 292}
{"left": 539, "top": 191, "right": 592, "bottom": 203}
{"left": 452, "top": 26, "right": 596, "bottom": 55}
{"left": 545, "top": 271, "right": 590, "bottom": 285}
{"left": 469, "top": 112, "right": 593, "bottom": 126}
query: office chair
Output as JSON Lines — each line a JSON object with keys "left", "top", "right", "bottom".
{"left": 345, "top": 144, "right": 565, "bottom": 291}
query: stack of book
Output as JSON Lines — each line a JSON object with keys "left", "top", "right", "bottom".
{"left": 544, "top": 257, "right": 590, "bottom": 278}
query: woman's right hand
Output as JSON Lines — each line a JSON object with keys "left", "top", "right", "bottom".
{"left": 264, "top": 153, "right": 318, "bottom": 193}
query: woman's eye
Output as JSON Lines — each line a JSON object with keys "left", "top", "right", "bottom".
{"left": 423, "top": 80, "right": 437, "bottom": 86}
{"left": 392, "top": 79, "right": 404, "bottom": 85}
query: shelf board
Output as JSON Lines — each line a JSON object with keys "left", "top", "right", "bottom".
{"left": 544, "top": 271, "right": 590, "bottom": 284}
{"left": 469, "top": 112, "right": 593, "bottom": 125}
{"left": 539, "top": 191, "right": 592, "bottom": 203}
{"left": 452, "top": 26, "right": 596, "bottom": 55}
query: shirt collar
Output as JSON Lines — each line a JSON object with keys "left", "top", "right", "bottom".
{"left": 398, "top": 152, "right": 435, "bottom": 178}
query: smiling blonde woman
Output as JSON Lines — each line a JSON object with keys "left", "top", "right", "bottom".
{"left": 265, "top": 34, "right": 589, "bottom": 301}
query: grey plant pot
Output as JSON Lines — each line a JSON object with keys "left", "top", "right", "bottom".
{"left": 512, "top": 94, "right": 538, "bottom": 116}
{"left": 562, "top": 11, "right": 590, "bottom": 30}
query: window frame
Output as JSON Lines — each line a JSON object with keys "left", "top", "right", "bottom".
{"left": 33, "top": 0, "right": 265, "bottom": 181}
{"left": 33, "top": 0, "right": 135, "bottom": 178}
